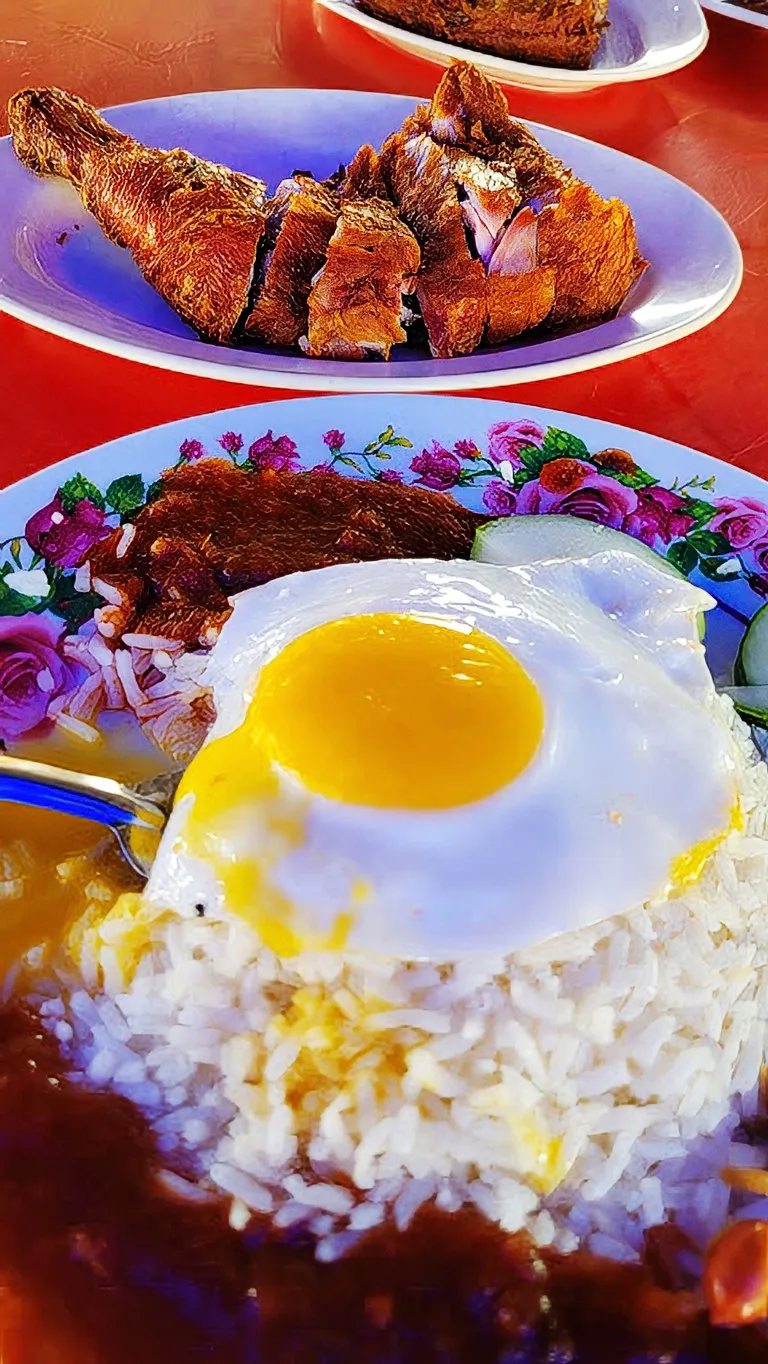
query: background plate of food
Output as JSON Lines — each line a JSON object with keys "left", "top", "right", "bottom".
{"left": 315, "top": 0, "right": 709, "bottom": 93}
{"left": 3, "top": 393, "right": 768, "bottom": 1356}
{"left": 0, "top": 68, "right": 741, "bottom": 393}
{"left": 699, "top": 0, "right": 768, "bottom": 29}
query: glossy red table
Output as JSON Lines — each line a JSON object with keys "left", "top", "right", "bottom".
{"left": 0, "top": 0, "right": 766, "bottom": 489}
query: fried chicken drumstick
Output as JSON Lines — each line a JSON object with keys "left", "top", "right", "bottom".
{"left": 8, "top": 86, "right": 268, "bottom": 344}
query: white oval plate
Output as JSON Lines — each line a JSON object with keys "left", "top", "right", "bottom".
{"left": 700, "top": 0, "right": 768, "bottom": 28}
{"left": 0, "top": 90, "right": 742, "bottom": 395}
{"left": 2, "top": 394, "right": 767, "bottom": 715}
{"left": 315, "top": 0, "right": 709, "bottom": 91}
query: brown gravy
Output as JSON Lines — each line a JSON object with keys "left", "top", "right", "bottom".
{"left": 1, "top": 1004, "right": 766, "bottom": 1363}
{"left": 0, "top": 722, "right": 159, "bottom": 971}
{"left": 1, "top": 721, "right": 767, "bottom": 1361}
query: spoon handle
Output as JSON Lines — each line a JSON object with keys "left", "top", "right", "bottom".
{"left": 0, "top": 753, "right": 165, "bottom": 832}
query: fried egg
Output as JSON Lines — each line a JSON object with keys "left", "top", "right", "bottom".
{"left": 146, "top": 554, "right": 739, "bottom": 959}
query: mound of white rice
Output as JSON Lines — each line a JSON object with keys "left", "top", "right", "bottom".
{"left": 26, "top": 699, "right": 768, "bottom": 1264}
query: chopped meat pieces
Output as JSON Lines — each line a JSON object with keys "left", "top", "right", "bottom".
{"left": 342, "top": 144, "right": 390, "bottom": 202}
{"left": 392, "top": 62, "right": 646, "bottom": 340}
{"left": 8, "top": 63, "right": 646, "bottom": 360}
{"left": 484, "top": 207, "right": 556, "bottom": 343}
{"left": 303, "top": 197, "right": 420, "bottom": 360}
{"left": 243, "top": 174, "right": 340, "bottom": 347}
{"left": 449, "top": 152, "right": 521, "bottom": 266}
{"left": 380, "top": 129, "right": 488, "bottom": 358}
{"left": 536, "top": 178, "right": 646, "bottom": 325}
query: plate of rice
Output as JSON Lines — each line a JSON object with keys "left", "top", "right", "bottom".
{"left": 3, "top": 392, "right": 768, "bottom": 1361}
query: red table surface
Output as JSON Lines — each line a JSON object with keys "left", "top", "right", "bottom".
{"left": 0, "top": 0, "right": 766, "bottom": 491}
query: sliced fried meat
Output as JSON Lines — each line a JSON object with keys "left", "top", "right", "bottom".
{"left": 86, "top": 462, "right": 487, "bottom": 647}
{"left": 342, "top": 145, "right": 390, "bottom": 202}
{"left": 485, "top": 206, "right": 555, "bottom": 343}
{"left": 413, "top": 62, "right": 563, "bottom": 181}
{"left": 380, "top": 129, "right": 488, "bottom": 359}
{"left": 242, "top": 174, "right": 340, "bottom": 347}
{"left": 354, "top": 0, "right": 608, "bottom": 70}
{"left": 414, "top": 62, "right": 646, "bottom": 332}
{"left": 536, "top": 179, "right": 646, "bottom": 326}
{"left": 447, "top": 152, "right": 521, "bottom": 267}
{"left": 414, "top": 64, "right": 514, "bottom": 155}
{"left": 7, "top": 87, "right": 267, "bottom": 344}
{"left": 302, "top": 197, "right": 420, "bottom": 360}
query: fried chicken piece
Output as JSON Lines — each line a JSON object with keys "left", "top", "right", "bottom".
{"left": 411, "top": 64, "right": 514, "bottom": 155}
{"left": 381, "top": 80, "right": 550, "bottom": 353}
{"left": 342, "top": 145, "right": 390, "bottom": 202}
{"left": 418, "top": 62, "right": 646, "bottom": 330}
{"left": 485, "top": 208, "right": 556, "bottom": 344}
{"left": 380, "top": 128, "right": 488, "bottom": 359}
{"left": 8, "top": 66, "right": 645, "bottom": 356}
{"left": 422, "top": 64, "right": 567, "bottom": 195}
{"left": 8, "top": 86, "right": 267, "bottom": 343}
{"left": 302, "top": 197, "right": 420, "bottom": 360}
{"left": 447, "top": 152, "right": 521, "bottom": 266}
{"left": 243, "top": 174, "right": 340, "bottom": 347}
{"left": 535, "top": 179, "right": 645, "bottom": 325}
{"left": 355, "top": 0, "right": 608, "bottom": 70}
{"left": 87, "top": 462, "right": 486, "bottom": 647}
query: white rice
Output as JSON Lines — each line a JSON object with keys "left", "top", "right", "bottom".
{"left": 26, "top": 698, "right": 768, "bottom": 1263}
{"left": 59, "top": 625, "right": 213, "bottom": 761}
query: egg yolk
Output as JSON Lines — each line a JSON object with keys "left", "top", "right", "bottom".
{"left": 173, "top": 614, "right": 543, "bottom": 953}
{"left": 667, "top": 801, "right": 743, "bottom": 895}
{"left": 252, "top": 613, "right": 544, "bottom": 810}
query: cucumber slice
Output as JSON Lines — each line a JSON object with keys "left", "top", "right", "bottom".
{"left": 735, "top": 603, "right": 768, "bottom": 687}
{"left": 474, "top": 513, "right": 681, "bottom": 575}
{"left": 723, "top": 685, "right": 768, "bottom": 727}
{"left": 472, "top": 514, "right": 706, "bottom": 641}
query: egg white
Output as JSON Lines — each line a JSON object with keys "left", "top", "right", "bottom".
{"left": 147, "top": 553, "right": 737, "bottom": 959}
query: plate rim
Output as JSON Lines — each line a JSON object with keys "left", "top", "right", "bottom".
{"left": 0, "top": 88, "right": 743, "bottom": 395}
{"left": 314, "top": 0, "right": 710, "bottom": 87}
{"left": 700, "top": 0, "right": 768, "bottom": 27}
{"left": 4, "top": 392, "right": 768, "bottom": 508}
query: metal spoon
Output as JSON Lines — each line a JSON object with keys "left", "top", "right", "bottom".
{"left": 0, "top": 752, "right": 182, "bottom": 879}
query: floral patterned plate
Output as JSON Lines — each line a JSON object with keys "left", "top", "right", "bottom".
{"left": 2, "top": 393, "right": 768, "bottom": 753}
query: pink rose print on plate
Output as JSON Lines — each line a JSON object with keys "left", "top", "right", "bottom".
{"left": 410, "top": 442, "right": 462, "bottom": 492}
{"left": 25, "top": 493, "right": 112, "bottom": 571}
{"left": 483, "top": 480, "right": 517, "bottom": 517}
{"left": 454, "top": 439, "right": 482, "bottom": 462}
{"left": 709, "top": 496, "right": 768, "bottom": 551}
{"left": 0, "top": 613, "right": 80, "bottom": 742}
{"left": 246, "top": 431, "right": 300, "bottom": 472}
{"left": 487, "top": 419, "right": 545, "bottom": 469}
{"left": 515, "top": 458, "right": 638, "bottom": 528}
{"left": 179, "top": 438, "right": 206, "bottom": 461}
{"left": 624, "top": 487, "right": 696, "bottom": 547}
{"left": 323, "top": 429, "right": 345, "bottom": 450}
{"left": 218, "top": 431, "right": 243, "bottom": 456}
{"left": 739, "top": 539, "right": 768, "bottom": 596}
